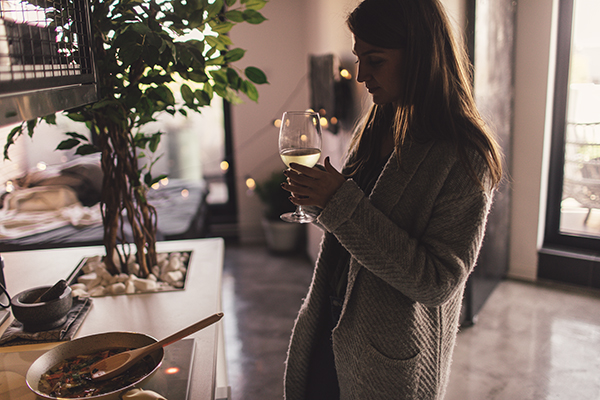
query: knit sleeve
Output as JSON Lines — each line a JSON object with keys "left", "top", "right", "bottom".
{"left": 317, "top": 162, "right": 493, "bottom": 307}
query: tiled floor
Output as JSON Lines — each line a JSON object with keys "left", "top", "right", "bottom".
{"left": 222, "top": 242, "right": 600, "bottom": 400}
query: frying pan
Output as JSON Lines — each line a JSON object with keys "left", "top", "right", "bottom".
{"left": 26, "top": 332, "right": 163, "bottom": 400}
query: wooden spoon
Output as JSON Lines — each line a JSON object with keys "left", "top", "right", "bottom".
{"left": 90, "top": 312, "right": 223, "bottom": 381}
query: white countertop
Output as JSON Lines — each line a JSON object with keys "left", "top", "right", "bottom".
{"left": 0, "top": 238, "right": 226, "bottom": 400}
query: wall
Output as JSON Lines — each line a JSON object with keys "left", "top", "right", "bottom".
{"left": 509, "top": 0, "right": 558, "bottom": 280}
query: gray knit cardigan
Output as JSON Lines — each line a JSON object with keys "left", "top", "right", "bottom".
{"left": 283, "top": 139, "right": 494, "bottom": 400}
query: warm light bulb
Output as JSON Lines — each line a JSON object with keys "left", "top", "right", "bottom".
{"left": 220, "top": 161, "right": 229, "bottom": 172}
{"left": 181, "top": 189, "right": 189, "bottom": 198}
{"left": 36, "top": 162, "right": 47, "bottom": 171}
{"left": 246, "top": 177, "right": 256, "bottom": 190}
{"left": 6, "top": 181, "right": 14, "bottom": 193}
{"left": 300, "top": 134, "right": 308, "bottom": 142}
{"left": 151, "top": 182, "right": 160, "bottom": 190}
{"left": 330, "top": 117, "right": 338, "bottom": 125}
{"left": 340, "top": 68, "right": 352, "bottom": 79}
{"left": 165, "top": 367, "right": 180, "bottom": 375}
{"left": 160, "top": 177, "right": 169, "bottom": 186}
{"left": 273, "top": 119, "right": 282, "bottom": 128}
{"left": 320, "top": 117, "right": 328, "bottom": 129}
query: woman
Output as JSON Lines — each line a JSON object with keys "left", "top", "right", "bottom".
{"left": 281, "top": 0, "right": 503, "bottom": 399}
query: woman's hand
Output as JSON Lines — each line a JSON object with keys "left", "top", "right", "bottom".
{"left": 281, "top": 156, "right": 346, "bottom": 209}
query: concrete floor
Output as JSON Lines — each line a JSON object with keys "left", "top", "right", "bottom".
{"left": 222, "top": 243, "right": 600, "bottom": 400}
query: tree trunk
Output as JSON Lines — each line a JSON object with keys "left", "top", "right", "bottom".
{"left": 97, "top": 115, "right": 157, "bottom": 277}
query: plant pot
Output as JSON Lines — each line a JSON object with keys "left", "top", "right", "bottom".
{"left": 261, "top": 218, "right": 304, "bottom": 253}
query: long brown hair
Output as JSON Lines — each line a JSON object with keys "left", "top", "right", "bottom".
{"left": 346, "top": 0, "right": 503, "bottom": 188}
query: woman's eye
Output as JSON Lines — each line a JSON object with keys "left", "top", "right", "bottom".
{"left": 369, "top": 59, "right": 384, "bottom": 67}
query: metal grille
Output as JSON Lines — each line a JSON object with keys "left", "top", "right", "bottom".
{"left": 0, "top": 0, "right": 95, "bottom": 93}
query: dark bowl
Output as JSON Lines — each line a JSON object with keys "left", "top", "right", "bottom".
{"left": 11, "top": 285, "right": 73, "bottom": 331}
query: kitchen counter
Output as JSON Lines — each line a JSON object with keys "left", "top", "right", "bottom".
{"left": 0, "top": 238, "right": 228, "bottom": 400}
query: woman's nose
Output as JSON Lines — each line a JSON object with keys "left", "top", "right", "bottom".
{"left": 356, "top": 64, "right": 366, "bottom": 83}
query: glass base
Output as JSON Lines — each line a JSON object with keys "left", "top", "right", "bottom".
{"left": 280, "top": 211, "right": 314, "bottom": 224}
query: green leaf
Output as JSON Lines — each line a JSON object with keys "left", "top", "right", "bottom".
{"left": 206, "top": 54, "right": 225, "bottom": 66}
{"left": 181, "top": 84, "right": 195, "bottom": 106}
{"left": 119, "top": 43, "right": 143, "bottom": 67}
{"left": 188, "top": 9, "right": 206, "bottom": 29}
{"left": 26, "top": 119, "right": 37, "bottom": 137}
{"left": 4, "top": 124, "right": 23, "bottom": 160}
{"left": 225, "top": 10, "right": 244, "bottom": 22}
{"left": 213, "top": 83, "right": 229, "bottom": 99}
{"left": 204, "top": 35, "right": 222, "bottom": 50}
{"left": 216, "top": 34, "right": 233, "bottom": 46}
{"left": 194, "top": 89, "right": 211, "bottom": 106}
{"left": 225, "top": 0, "right": 237, "bottom": 6}
{"left": 142, "top": 45, "right": 161, "bottom": 67}
{"left": 65, "top": 131, "right": 89, "bottom": 141}
{"left": 245, "top": 66, "right": 268, "bottom": 84}
{"left": 188, "top": 70, "right": 209, "bottom": 82}
{"left": 75, "top": 144, "right": 99, "bottom": 156}
{"left": 210, "top": 69, "right": 228, "bottom": 85}
{"left": 203, "top": 83, "right": 214, "bottom": 99}
{"left": 149, "top": 133, "right": 162, "bottom": 152}
{"left": 242, "top": 0, "right": 267, "bottom": 11}
{"left": 43, "top": 114, "right": 57, "bottom": 125}
{"left": 57, "top": 138, "right": 80, "bottom": 150}
{"left": 211, "top": 21, "right": 234, "bottom": 34}
{"left": 122, "top": 86, "right": 143, "bottom": 108}
{"left": 241, "top": 80, "right": 259, "bottom": 101}
{"left": 226, "top": 68, "right": 241, "bottom": 88}
{"left": 206, "top": 0, "right": 224, "bottom": 18}
{"left": 149, "top": 173, "right": 168, "bottom": 187}
{"left": 224, "top": 48, "right": 245, "bottom": 62}
{"left": 243, "top": 9, "right": 267, "bottom": 24}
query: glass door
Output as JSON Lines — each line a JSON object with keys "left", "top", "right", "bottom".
{"left": 545, "top": 0, "right": 600, "bottom": 252}
{"left": 559, "top": 0, "right": 600, "bottom": 238}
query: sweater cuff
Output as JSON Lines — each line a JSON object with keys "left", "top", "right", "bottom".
{"left": 317, "top": 179, "right": 363, "bottom": 232}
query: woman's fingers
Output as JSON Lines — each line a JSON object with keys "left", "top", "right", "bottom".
{"left": 281, "top": 157, "right": 346, "bottom": 209}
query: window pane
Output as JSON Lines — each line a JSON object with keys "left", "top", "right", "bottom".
{"left": 560, "top": 0, "right": 600, "bottom": 237}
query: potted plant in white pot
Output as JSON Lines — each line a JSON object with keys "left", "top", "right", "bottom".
{"left": 254, "top": 171, "right": 304, "bottom": 253}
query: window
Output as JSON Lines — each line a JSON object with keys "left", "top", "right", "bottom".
{"left": 541, "top": 0, "right": 600, "bottom": 287}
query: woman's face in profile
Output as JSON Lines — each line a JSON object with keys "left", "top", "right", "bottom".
{"left": 352, "top": 36, "right": 404, "bottom": 105}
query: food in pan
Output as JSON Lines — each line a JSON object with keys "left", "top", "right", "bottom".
{"left": 37, "top": 348, "right": 156, "bottom": 398}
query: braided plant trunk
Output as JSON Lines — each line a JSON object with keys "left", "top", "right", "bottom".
{"left": 96, "top": 114, "right": 157, "bottom": 277}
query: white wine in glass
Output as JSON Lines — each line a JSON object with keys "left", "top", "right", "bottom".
{"left": 278, "top": 111, "right": 323, "bottom": 223}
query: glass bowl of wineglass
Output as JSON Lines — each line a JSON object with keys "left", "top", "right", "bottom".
{"left": 278, "top": 111, "right": 322, "bottom": 223}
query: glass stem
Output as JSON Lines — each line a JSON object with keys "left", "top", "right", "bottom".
{"left": 294, "top": 205, "right": 306, "bottom": 217}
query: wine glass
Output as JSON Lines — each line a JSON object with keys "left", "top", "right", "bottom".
{"left": 278, "top": 111, "right": 323, "bottom": 223}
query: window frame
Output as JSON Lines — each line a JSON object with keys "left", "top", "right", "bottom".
{"left": 543, "top": 0, "right": 600, "bottom": 253}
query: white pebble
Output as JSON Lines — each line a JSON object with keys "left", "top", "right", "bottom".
{"left": 109, "top": 282, "right": 127, "bottom": 295}
{"left": 128, "top": 263, "right": 141, "bottom": 277}
{"left": 132, "top": 278, "right": 157, "bottom": 292}
{"left": 89, "top": 286, "right": 106, "bottom": 297}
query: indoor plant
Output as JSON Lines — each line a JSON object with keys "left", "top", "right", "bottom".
{"left": 3, "top": 0, "right": 268, "bottom": 277}
{"left": 254, "top": 171, "right": 304, "bottom": 253}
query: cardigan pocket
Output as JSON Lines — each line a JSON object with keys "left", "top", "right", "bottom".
{"left": 353, "top": 343, "right": 422, "bottom": 400}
